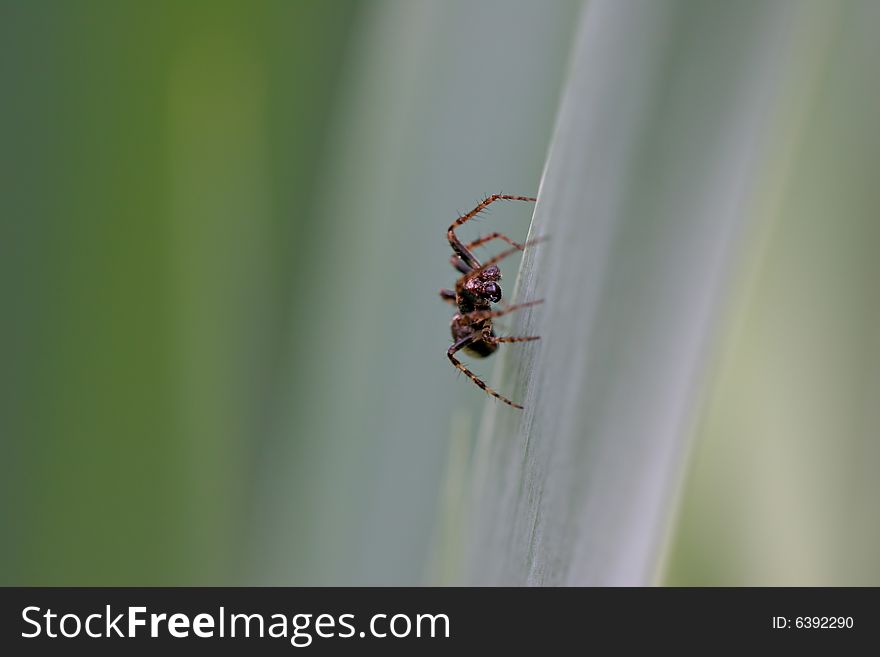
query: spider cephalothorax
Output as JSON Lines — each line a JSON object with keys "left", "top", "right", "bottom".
{"left": 439, "top": 194, "right": 543, "bottom": 409}
{"left": 459, "top": 264, "right": 502, "bottom": 311}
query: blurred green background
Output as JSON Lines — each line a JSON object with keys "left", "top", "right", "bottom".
{"left": 3, "top": 0, "right": 879, "bottom": 586}
{"left": 2, "top": 0, "right": 361, "bottom": 584}
{"left": 1, "top": 0, "right": 579, "bottom": 584}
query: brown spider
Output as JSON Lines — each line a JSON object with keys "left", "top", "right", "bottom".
{"left": 440, "top": 194, "right": 543, "bottom": 409}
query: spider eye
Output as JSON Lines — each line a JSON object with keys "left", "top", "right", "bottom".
{"left": 485, "top": 282, "right": 502, "bottom": 302}
{"left": 484, "top": 265, "right": 501, "bottom": 281}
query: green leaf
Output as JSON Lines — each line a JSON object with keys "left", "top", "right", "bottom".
{"left": 447, "top": 0, "right": 835, "bottom": 585}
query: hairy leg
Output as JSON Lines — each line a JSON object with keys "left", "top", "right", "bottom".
{"left": 447, "top": 194, "right": 536, "bottom": 270}
{"left": 455, "top": 236, "right": 546, "bottom": 292}
{"left": 447, "top": 335, "right": 523, "bottom": 409}
{"left": 465, "top": 231, "right": 524, "bottom": 252}
{"left": 463, "top": 299, "right": 544, "bottom": 324}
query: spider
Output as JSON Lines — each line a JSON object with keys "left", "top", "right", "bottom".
{"left": 440, "top": 194, "right": 543, "bottom": 409}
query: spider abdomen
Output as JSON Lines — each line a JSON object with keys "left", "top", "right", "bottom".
{"left": 463, "top": 337, "right": 498, "bottom": 358}
{"left": 450, "top": 314, "right": 498, "bottom": 358}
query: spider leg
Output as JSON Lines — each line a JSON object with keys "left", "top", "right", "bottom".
{"left": 465, "top": 232, "right": 525, "bottom": 252}
{"left": 449, "top": 255, "right": 472, "bottom": 275}
{"left": 447, "top": 334, "right": 523, "bottom": 409}
{"left": 448, "top": 194, "right": 536, "bottom": 270}
{"left": 449, "top": 232, "right": 524, "bottom": 272}
{"left": 464, "top": 299, "right": 544, "bottom": 323}
{"left": 481, "top": 322, "right": 540, "bottom": 346}
{"left": 487, "top": 334, "right": 541, "bottom": 345}
{"left": 455, "top": 236, "right": 546, "bottom": 291}
{"left": 439, "top": 288, "right": 456, "bottom": 305}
